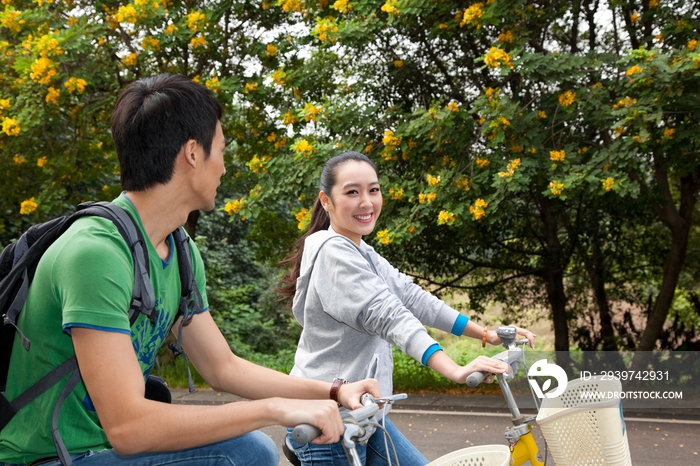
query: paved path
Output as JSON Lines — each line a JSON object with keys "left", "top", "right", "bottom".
{"left": 171, "top": 388, "right": 700, "bottom": 465}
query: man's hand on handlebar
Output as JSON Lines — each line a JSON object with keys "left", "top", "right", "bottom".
{"left": 337, "top": 378, "right": 382, "bottom": 410}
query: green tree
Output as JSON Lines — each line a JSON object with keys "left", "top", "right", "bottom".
{"left": 229, "top": 0, "right": 700, "bottom": 354}
{"left": 0, "top": 0, "right": 298, "bottom": 372}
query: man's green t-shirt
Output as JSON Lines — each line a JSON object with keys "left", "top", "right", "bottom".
{"left": 0, "top": 194, "right": 209, "bottom": 464}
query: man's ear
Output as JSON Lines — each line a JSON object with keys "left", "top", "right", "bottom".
{"left": 181, "top": 139, "right": 198, "bottom": 168}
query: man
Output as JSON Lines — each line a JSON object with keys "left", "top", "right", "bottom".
{"left": 0, "top": 74, "right": 378, "bottom": 465}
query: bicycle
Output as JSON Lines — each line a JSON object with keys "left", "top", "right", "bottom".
{"left": 285, "top": 393, "right": 408, "bottom": 466}
{"left": 286, "top": 325, "right": 631, "bottom": 466}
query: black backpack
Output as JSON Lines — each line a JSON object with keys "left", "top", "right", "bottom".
{"left": 0, "top": 201, "right": 203, "bottom": 465}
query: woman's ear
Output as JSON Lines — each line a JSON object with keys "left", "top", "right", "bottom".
{"left": 318, "top": 191, "right": 331, "bottom": 211}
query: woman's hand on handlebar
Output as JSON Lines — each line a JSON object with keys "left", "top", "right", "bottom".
{"left": 487, "top": 326, "right": 536, "bottom": 348}
{"left": 461, "top": 355, "right": 510, "bottom": 384}
{"left": 337, "top": 378, "right": 382, "bottom": 410}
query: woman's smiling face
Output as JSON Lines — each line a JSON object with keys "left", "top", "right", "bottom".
{"left": 320, "top": 160, "right": 382, "bottom": 245}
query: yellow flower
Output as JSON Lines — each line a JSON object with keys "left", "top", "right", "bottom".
{"left": 558, "top": 90, "right": 575, "bottom": 107}
{"left": 407, "top": 225, "right": 416, "bottom": 234}
{"left": 484, "top": 47, "right": 513, "bottom": 69}
{"left": 295, "top": 208, "right": 311, "bottom": 230}
{"left": 626, "top": 65, "right": 643, "bottom": 76}
{"left": 613, "top": 96, "right": 637, "bottom": 109}
{"left": 247, "top": 155, "right": 267, "bottom": 174}
{"left": 190, "top": 36, "right": 207, "bottom": 49}
{"left": 537, "top": 110, "right": 547, "bottom": 119}
{"left": 0, "top": 9, "right": 23, "bottom": 33}
{"left": 649, "top": 0, "right": 659, "bottom": 6}
{"left": 498, "top": 158, "right": 521, "bottom": 177}
{"left": 550, "top": 150, "right": 566, "bottom": 162}
{"left": 381, "top": 0, "right": 399, "bottom": 16}
{"left": 460, "top": 3, "right": 483, "bottom": 28}
{"left": 122, "top": 53, "right": 138, "bottom": 67}
{"left": 376, "top": 229, "right": 392, "bottom": 245}
{"left": 426, "top": 174, "right": 441, "bottom": 187}
{"left": 630, "top": 12, "right": 640, "bottom": 23}
{"left": 186, "top": 11, "right": 207, "bottom": 32}
{"left": 13, "top": 154, "right": 25, "bottom": 164}
{"left": 282, "top": 111, "right": 297, "bottom": 125}
{"left": 0, "top": 98, "right": 10, "bottom": 110}
{"left": 663, "top": 128, "right": 675, "bottom": 139}
{"left": 37, "top": 156, "right": 47, "bottom": 167}
{"left": 393, "top": 60, "right": 403, "bottom": 68}
{"left": 390, "top": 187, "right": 404, "bottom": 200}
{"left": 688, "top": 39, "right": 698, "bottom": 52}
{"left": 142, "top": 36, "right": 160, "bottom": 51}
{"left": 272, "top": 69, "right": 287, "bottom": 86}
{"left": 426, "top": 192, "right": 437, "bottom": 203}
{"left": 266, "top": 43, "right": 278, "bottom": 56}
{"left": 29, "top": 57, "right": 57, "bottom": 85}
{"left": 224, "top": 198, "right": 247, "bottom": 216}
{"left": 205, "top": 77, "right": 220, "bottom": 91}
{"left": 475, "top": 157, "right": 490, "bottom": 168}
{"left": 164, "top": 24, "right": 178, "bottom": 34}
{"left": 2, "top": 117, "right": 20, "bottom": 136}
{"left": 36, "top": 34, "right": 62, "bottom": 57}
{"left": 295, "top": 139, "right": 314, "bottom": 155}
{"left": 280, "top": 0, "right": 304, "bottom": 13}
{"left": 469, "top": 199, "right": 488, "bottom": 220}
{"left": 437, "top": 210, "right": 456, "bottom": 225}
{"left": 45, "top": 86, "right": 60, "bottom": 105}
{"left": 313, "top": 17, "right": 339, "bottom": 42}
{"left": 498, "top": 30, "right": 514, "bottom": 43}
{"left": 418, "top": 192, "right": 426, "bottom": 204}
{"left": 20, "top": 197, "right": 38, "bottom": 215}
{"left": 455, "top": 177, "right": 470, "bottom": 191}
{"left": 382, "top": 130, "right": 401, "bottom": 148}
{"left": 549, "top": 181, "right": 565, "bottom": 196}
{"left": 115, "top": 5, "right": 138, "bottom": 24}
{"left": 446, "top": 101, "right": 459, "bottom": 112}
{"left": 303, "top": 102, "right": 323, "bottom": 121}
{"left": 245, "top": 82, "right": 259, "bottom": 93}
{"left": 64, "top": 77, "right": 88, "bottom": 94}
{"left": 332, "top": 0, "right": 352, "bottom": 13}
{"left": 601, "top": 177, "right": 614, "bottom": 192}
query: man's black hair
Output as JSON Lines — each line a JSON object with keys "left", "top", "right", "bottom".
{"left": 111, "top": 73, "right": 223, "bottom": 191}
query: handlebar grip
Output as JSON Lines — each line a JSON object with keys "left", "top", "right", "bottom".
{"left": 291, "top": 424, "right": 322, "bottom": 444}
{"left": 466, "top": 371, "right": 488, "bottom": 388}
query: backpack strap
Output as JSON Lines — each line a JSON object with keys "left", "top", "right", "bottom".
{"left": 75, "top": 202, "right": 156, "bottom": 325}
{"left": 168, "top": 227, "right": 204, "bottom": 393}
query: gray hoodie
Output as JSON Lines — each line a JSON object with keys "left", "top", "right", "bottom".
{"left": 290, "top": 228, "right": 462, "bottom": 397}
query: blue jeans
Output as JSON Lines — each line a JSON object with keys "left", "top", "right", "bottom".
{"left": 287, "top": 417, "right": 428, "bottom": 466}
{"left": 1, "top": 431, "right": 278, "bottom": 466}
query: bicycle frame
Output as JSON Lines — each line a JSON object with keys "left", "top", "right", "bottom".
{"left": 467, "top": 325, "right": 545, "bottom": 466}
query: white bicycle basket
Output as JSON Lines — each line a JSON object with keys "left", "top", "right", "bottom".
{"left": 536, "top": 375, "right": 632, "bottom": 466}
{"left": 427, "top": 444, "right": 512, "bottom": 466}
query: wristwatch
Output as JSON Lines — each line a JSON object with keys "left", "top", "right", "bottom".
{"left": 330, "top": 377, "right": 348, "bottom": 403}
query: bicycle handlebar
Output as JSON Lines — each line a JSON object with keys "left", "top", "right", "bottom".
{"left": 292, "top": 403, "right": 380, "bottom": 443}
{"left": 292, "top": 393, "right": 407, "bottom": 445}
{"left": 466, "top": 334, "right": 530, "bottom": 388}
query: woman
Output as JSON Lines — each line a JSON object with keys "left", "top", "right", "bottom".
{"left": 279, "top": 151, "right": 536, "bottom": 466}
